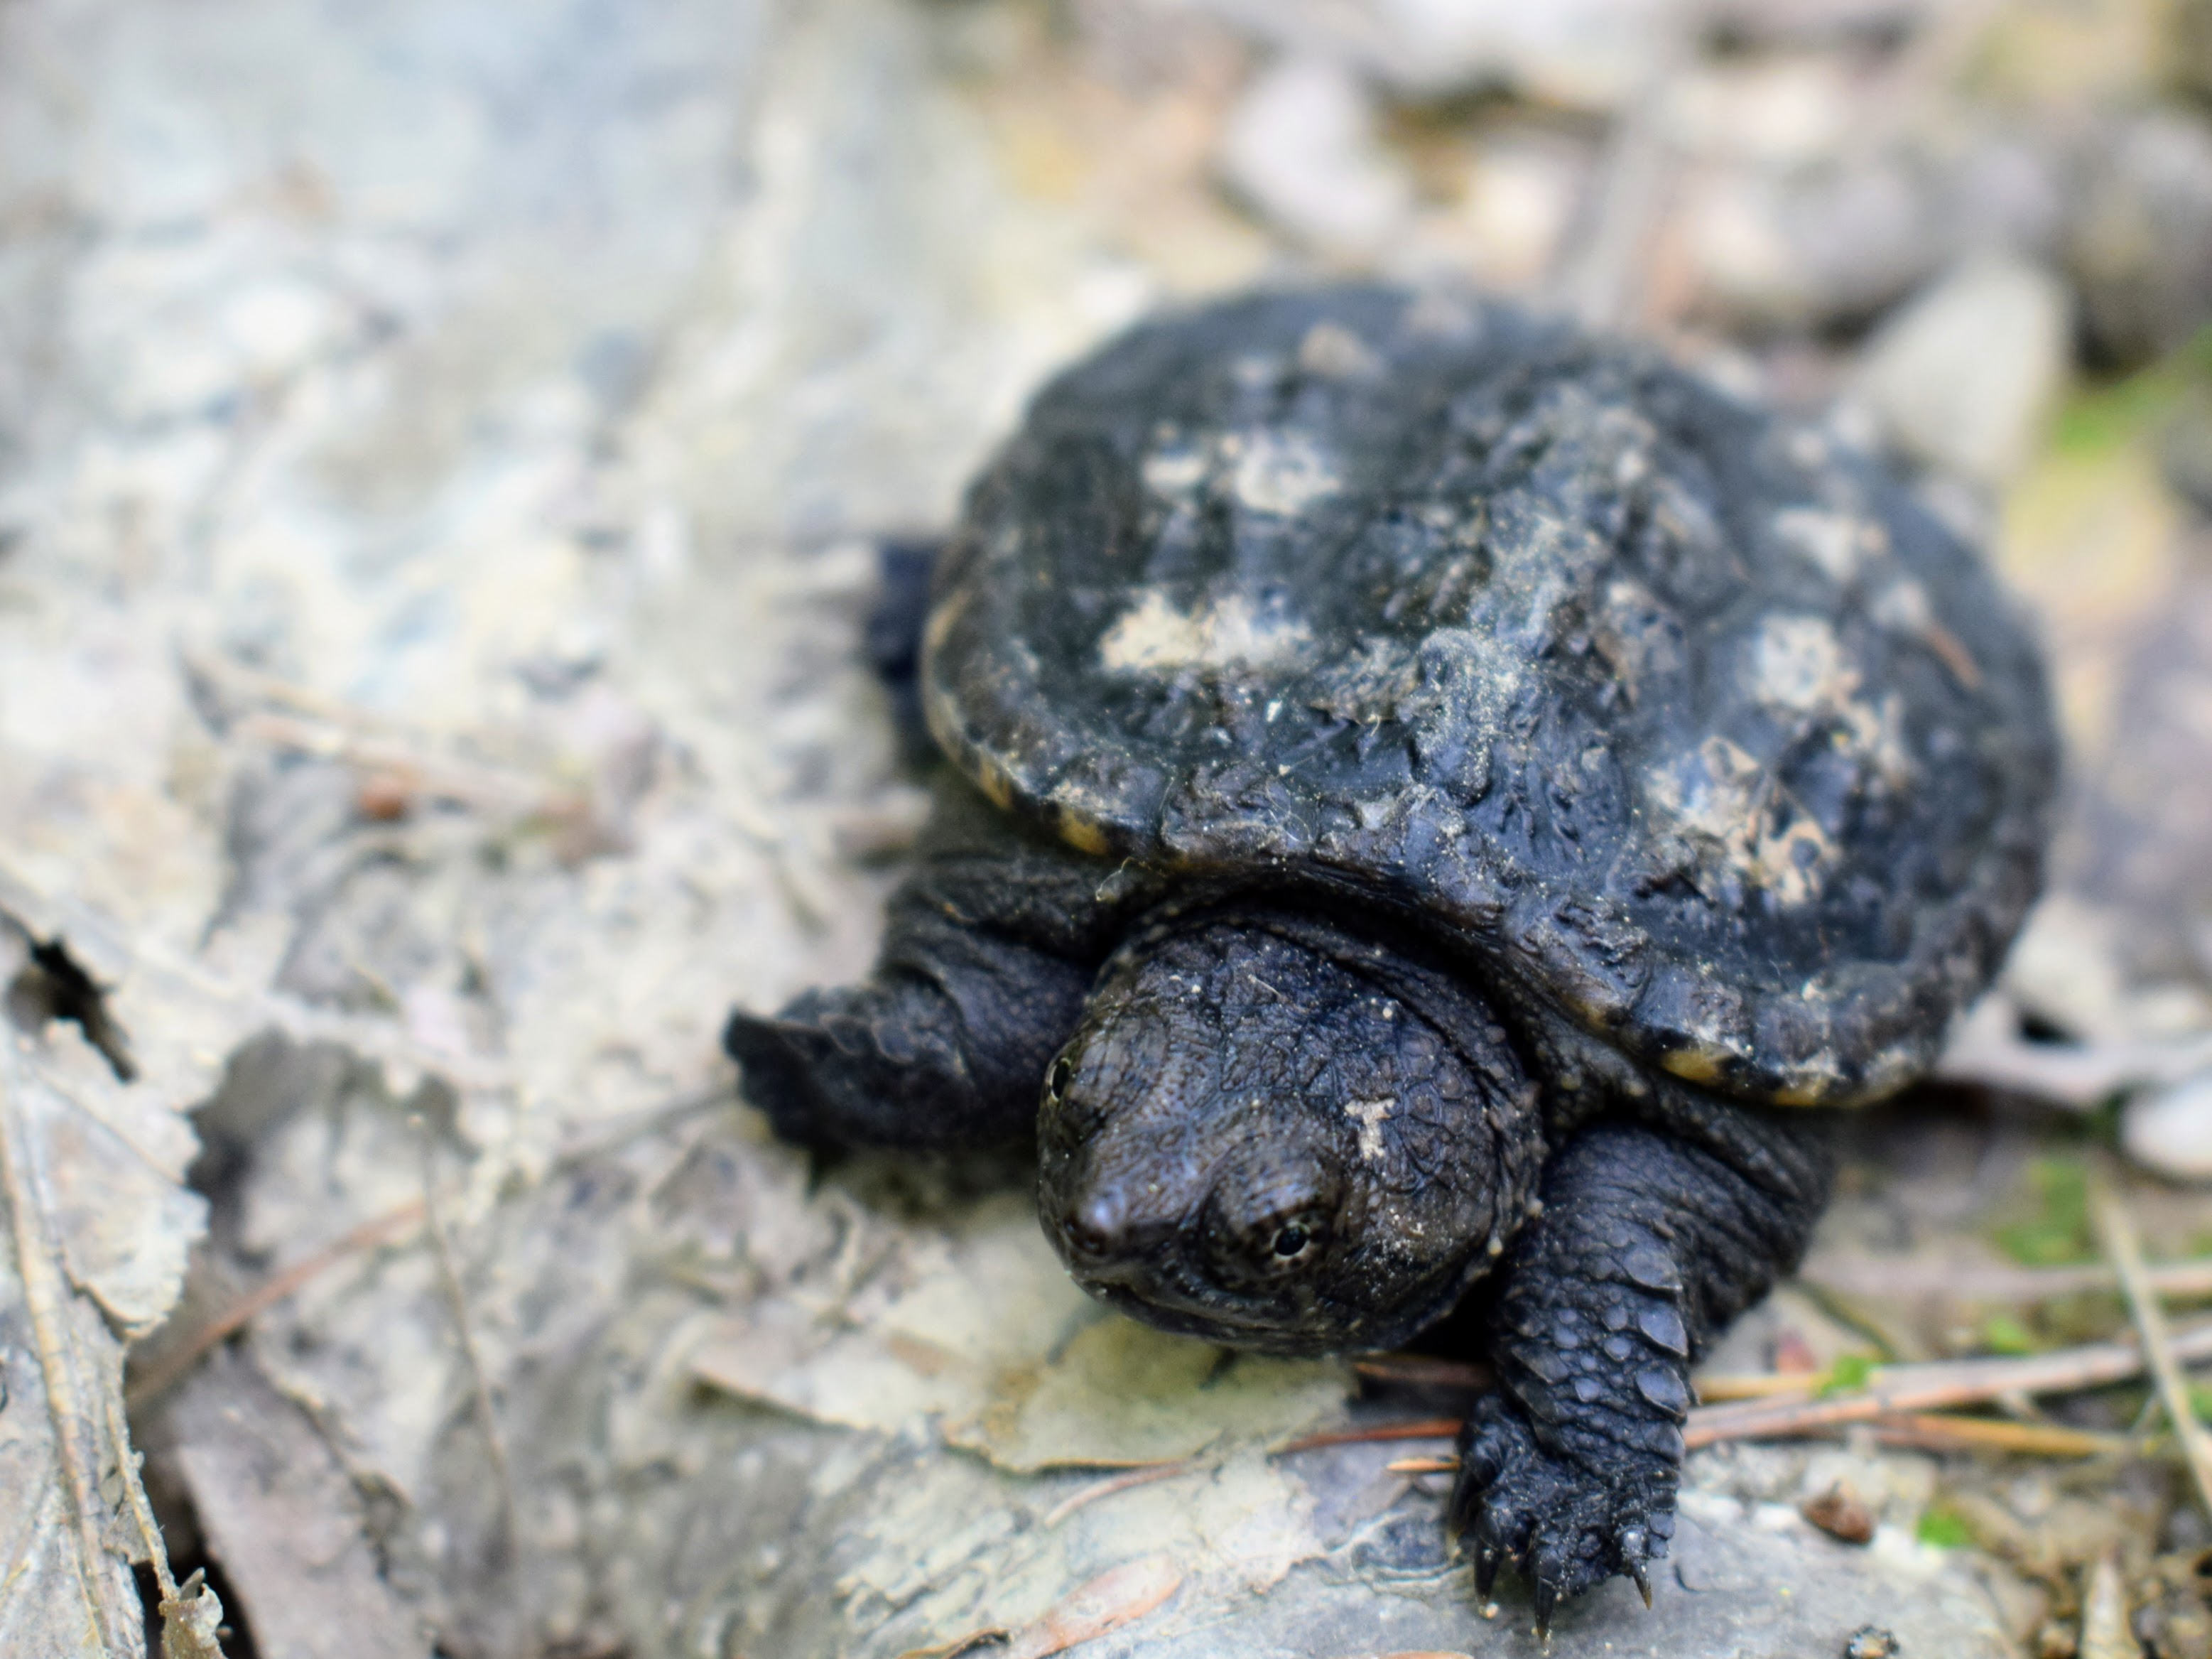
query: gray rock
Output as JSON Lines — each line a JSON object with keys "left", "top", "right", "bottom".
{"left": 1853, "top": 255, "right": 2072, "bottom": 486}
{"left": 1216, "top": 55, "right": 1413, "bottom": 255}
{"left": 1680, "top": 134, "right": 2069, "bottom": 333}
{"left": 2068, "top": 112, "right": 2212, "bottom": 367}
{"left": 2123, "top": 1070, "right": 2212, "bottom": 1182}
{"left": 1192, "top": 0, "right": 1683, "bottom": 108}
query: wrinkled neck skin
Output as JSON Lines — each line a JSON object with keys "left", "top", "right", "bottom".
{"left": 1037, "top": 903, "right": 1545, "bottom": 1356}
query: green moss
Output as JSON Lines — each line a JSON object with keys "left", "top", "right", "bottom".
{"left": 1916, "top": 1506, "right": 1975, "bottom": 1550}
{"left": 2051, "top": 325, "right": 2212, "bottom": 457}
{"left": 1991, "top": 1158, "right": 2097, "bottom": 1267}
{"left": 1820, "top": 1353, "right": 1878, "bottom": 1395}
{"left": 1980, "top": 1312, "right": 2039, "bottom": 1356}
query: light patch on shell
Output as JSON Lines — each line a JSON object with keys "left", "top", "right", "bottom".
{"left": 1745, "top": 615, "right": 1914, "bottom": 789}
{"left": 1142, "top": 445, "right": 1210, "bottom": 497}
{"left": 1097, "top": 588, "right": 1313, "bottom": 676}
{"left": 1296, "top": 320, "right": 1382, "bottom": 379}
{"left": 1306, "top": 634, "right": 1426, "bottom": 725}
{"left": 1345, "top": 1097, "right": 1393, "bottom": 1163}
{"left": 1645, "top": 735, "right": 1837, "bottom": 908}
{"left": 1228, "top": 429, "right": 1342, "bottom": 517}
{"left": 1748, "top": 615, "right": 1851, "bottom": 715}
{"left": 1140, "top": 426, "right": 1341, "bottom": 518}
{"left": 1773, "top": 506, "right": 1888, "bottom": 585}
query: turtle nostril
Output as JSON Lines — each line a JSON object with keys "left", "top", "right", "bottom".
{"left": 1062, "top": 1193, "right": 1127, "bottom": 1262}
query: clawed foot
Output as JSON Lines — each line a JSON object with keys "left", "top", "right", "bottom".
{"left": 1448, "top": 1393, "right": 1674, "bottom": 1636}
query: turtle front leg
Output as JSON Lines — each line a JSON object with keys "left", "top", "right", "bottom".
{"left": 727, "top": 775, "right": 1136, "bottom": 1152}
{"left": 725, "top": 917, "right": 1094, "bottom": 1152}
{"left": 1449, "top": 1113, "right": 1833, "bottom": 1631}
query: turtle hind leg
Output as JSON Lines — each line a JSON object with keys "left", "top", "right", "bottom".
{"left": 1448, "top": 1113, "right": 1833, "bottom": 1623}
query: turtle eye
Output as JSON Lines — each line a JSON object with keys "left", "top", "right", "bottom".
{"left": 1218, "top": 1209, "right": 1328, "bottom": 1282}
{"left": 1043, "top": 1053, "right": 1076, "bottom": 1106}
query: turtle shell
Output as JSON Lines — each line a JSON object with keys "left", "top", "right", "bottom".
{"left": 922, "top": 286, "right": 2057, "bottom": 1108}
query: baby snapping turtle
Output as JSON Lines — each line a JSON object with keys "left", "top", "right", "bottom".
{"left": 726, "top": 286, "right": 2056, "bottom": 1621}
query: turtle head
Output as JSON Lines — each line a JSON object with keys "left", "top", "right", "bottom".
{"left": 1036, "top": 908, "right": 1541, "bottom": 1356}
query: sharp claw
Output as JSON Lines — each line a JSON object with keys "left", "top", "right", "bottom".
{"left": 1532, "top": 1579, "right": 1557, "bottom": 1641}
{"left": 1619, "top": 1524, "right": 1652, "bottom": 1607}
{"left": 1474, "top": 1542, "right": 1501, "bottom": 1598}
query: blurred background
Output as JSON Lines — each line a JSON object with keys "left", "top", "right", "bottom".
{"left": 9, "top": 3, "right": 2212, "bottom": 1657}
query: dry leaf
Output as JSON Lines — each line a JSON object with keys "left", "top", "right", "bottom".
{"left": 1000, "top": 1555, "right": 1184, "bottom": 1659}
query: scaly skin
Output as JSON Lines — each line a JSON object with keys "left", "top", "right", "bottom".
{"left": 1454, "top": 1118, "right": 1833, "bottom": 1631}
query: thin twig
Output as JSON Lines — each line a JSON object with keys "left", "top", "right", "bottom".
{"left": 237, "top": 710, "right": 576, "bottom": 821}
{"left": 2082, "top": 1549, "right": 2136, "bottom": 1659}
{"left": 1550, "top": 0, "right": 1700, "bottom": 330}
{"left": 1861, "top": 1412, "right": 2145, "bottom": 1460}
{"left": 1385, "top": 1457, "right": 1458, "bottom": 1476}
{"left": 1803, "top": 1251, "right": 2212, "bottom": 1304}
{"left": 1684, "top": 1318, "right": 2212, "bottom": 1448}
{"left": 1395, "top": 1407, "right": 2141, "bottom": 1476}
{"left": 1041, "top": 1463, "right": 1191, "bottom": 1528}
{"left": 1352, "top": 1355, "right": 1491, "bottom": 1391}
{"left": 2093, "top": 1178, "right": 2212, "bottom": 1518}
{"left": 0, "top": 1046, "right": 137, "bottom": 1653}
{"left": 105, "top": 1384, "right": 179, "bottom": 1601}
{"left": 1694, "top": 1373, "right": 1822, "bottom": 1403}
{"left": 126, "top": 1199, "right": 428, "bottom": 1407}
{"left": 1276, "top": 1417, "right": 1460, "bottom": 1456}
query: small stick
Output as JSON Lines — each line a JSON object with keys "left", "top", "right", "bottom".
{"left": 2093, "top": 1178, "right": 2212, "bottom": 1519}
{"left": 1683, "top": 1318, "right": 2212, "bottom": 1448}
{"left": 105, "top": 1384, "right": 179, "bottom": 1602}
{"left": 1694, "top": 1373, "right": 1821, "bottom": 1403}
{"left": 1803, "top": 1252, "right": 2212, "bottom": 1304}
{"left": 1385, "top": 1457, "right": 1458, "bottom": 1476}
{"left": 1352, "top": 1355, "right": 1490, "bottom": 1390}
{"left": 1, "top": 1050, "right": 141, "bottom": 1654}
{"left": 1276, "top": 1417, "right": 1460, "bottom": 1456}
{"left": 1549, "top": 0, "right": 1698, "bottom": 330}
{"left": 126, "top": 1199, "right": 428, "bottom": 1407}
{"left": 1040, "top": 1463, "right": 1190, "bottom": 1528}
{"left": 1860, "top": 1412, "right": 2144, "bottom": 1459}
{"left": 1392, "top": 1410, "right": 2143, "bottom": 1478}
{"left": 1325, "top": 1314, "right": 2212, "bottom": 1458}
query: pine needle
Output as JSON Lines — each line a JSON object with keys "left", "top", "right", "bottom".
{"left": 2091, "top": 1177, "right": 2212, "bottom": 1519}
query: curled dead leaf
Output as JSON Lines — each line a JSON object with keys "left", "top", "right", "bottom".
{"left": 1801, "top": 1484, "right": 1878, "bottom": 1545}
